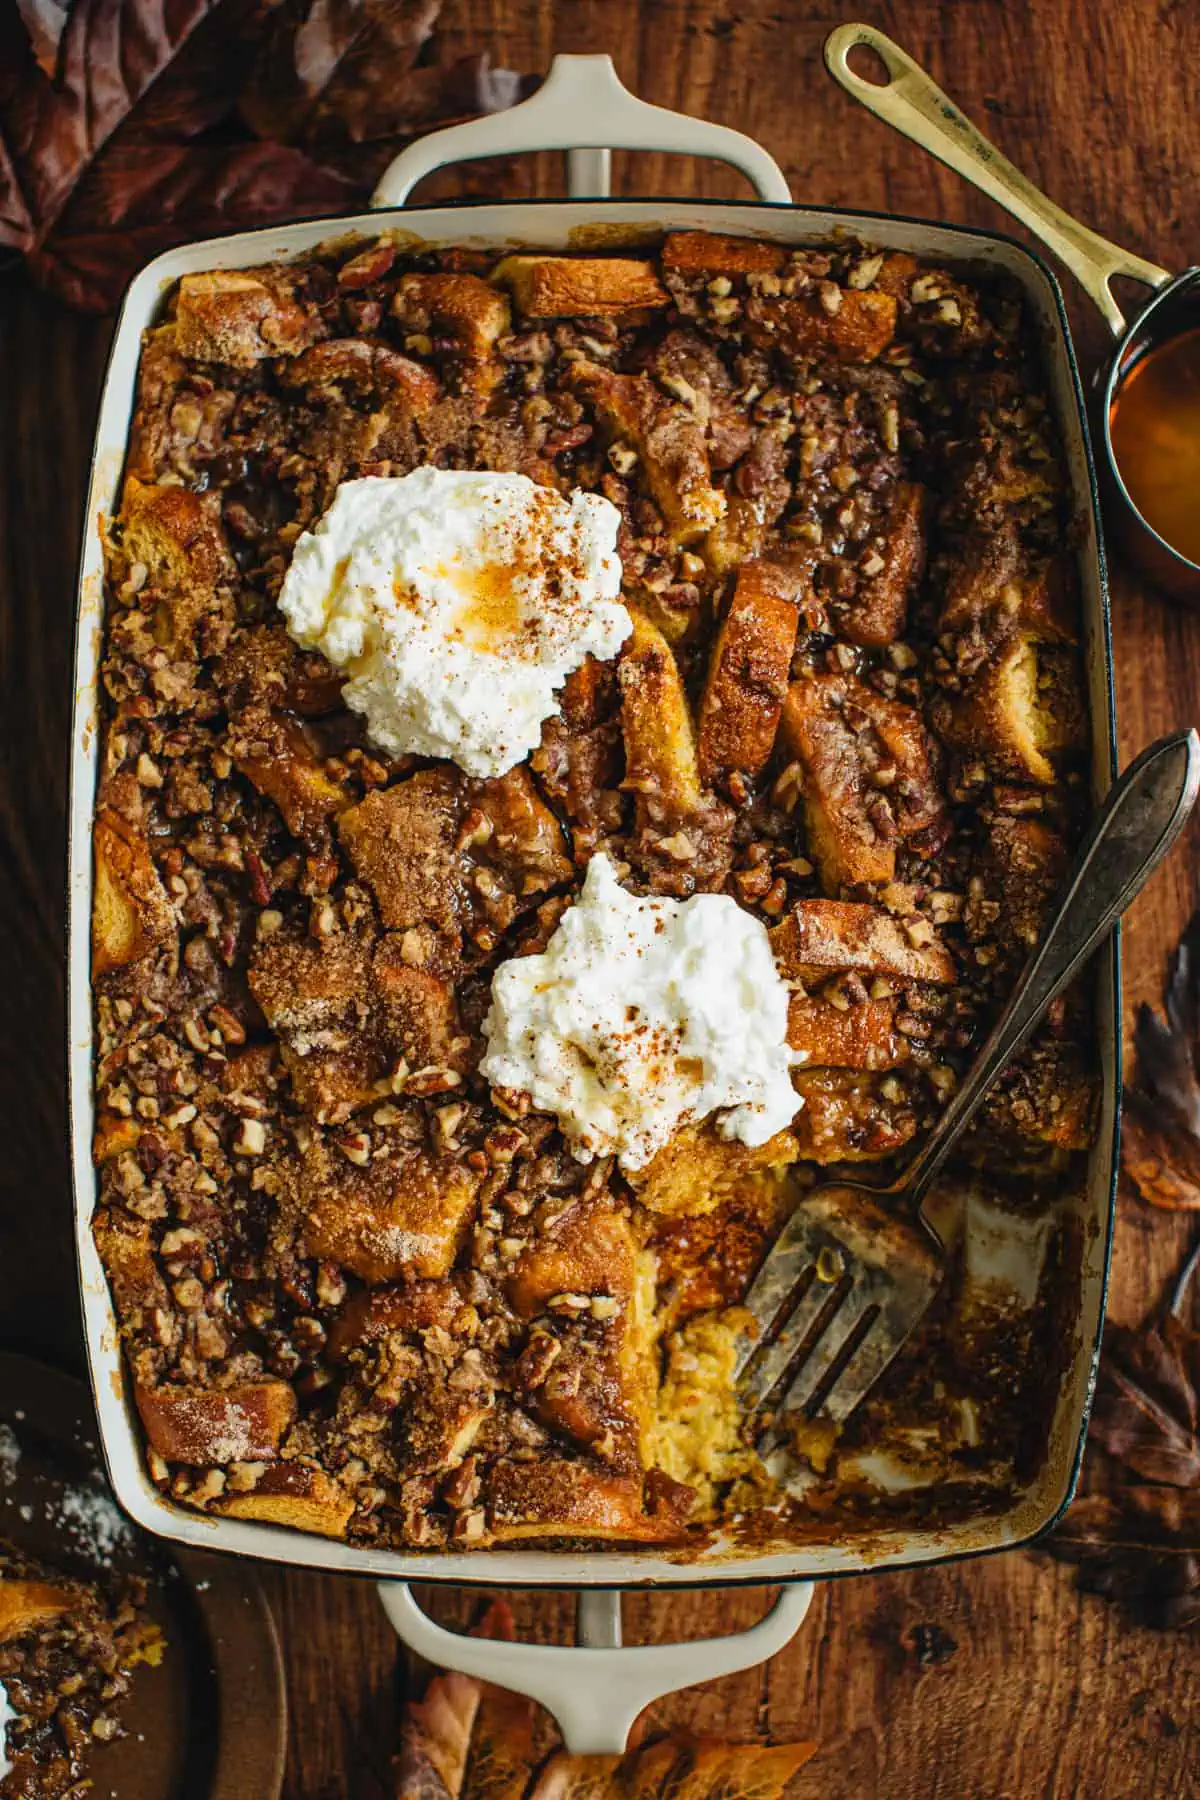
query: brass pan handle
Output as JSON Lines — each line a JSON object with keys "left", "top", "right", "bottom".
{"left": 824, "top": 23, "right": 1171, "bottom": 336}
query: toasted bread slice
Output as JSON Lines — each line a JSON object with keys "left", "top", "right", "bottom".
{"left": 0, "top": 1581, "right": 74, "bottom": 1641}
{"left": 771, "top": 898, "right": 956, "bottom": 985}
{"left": 393, "top": 272, "right": 510, "bottom": 362}
{"left": 230, "top": 711, "right": 352, "bottom": 842}
{"left": 298, "top": 1122, "right": 483, "bottom": 1282}
{"left": 175, "top": 268, "right": 318, "bottom": 367}
{"left": 618, "top": 610, "right": 704, "bottom": 817}
{"left": 92, "top": 810, "right": 174, "bottom": 979}
{"left": 215, "top": 1463, "right": 355, "bottom": 1537}
{"left": 790, "top": 1069, "right": 917, "bottom": 1163}
{"left": 746, "top": 286, "right": 897, "bottom": 364}
{"left": 939, "top": 536, "right": 1079, "bottom": 645}
{"left": 974, "top": 814, "right": 1069, "bottom": 950}
{"left": 493, "top": 254, "right": 668, "bottom": 316}
{"left": 629, "top": 1124, "right": 799, "bottom": 1217}
{"left": 697, "top": 558, "right": 805, "bottom": 788}
{"left": 135, "top": 1379, "right": 297, "bottom": 1465}
{"left": 570, "top": 361, "right": 725, "bottom": 545}
{"left": 702, "top": 493, "right": 772, "bottom": 578}
{"left": 661, "top": 231, "right": 786, "bottom": 276}
{"left": 836, "top": 481, "right": 927, "bottom": 647}
{"left": 507, "top": 1198, "right": 637, "bottom": 1318}
{"left": 777, "top": 676, "right": 896, "bottom": 888}
{"left": 280, "top": 339, "right": 441, "bottom": 412}
{"left": 930, "top": 633, "right": 1084, "bottom": 786}
{"left": 786, "top": 992, "right": 909, "bottom": 1072}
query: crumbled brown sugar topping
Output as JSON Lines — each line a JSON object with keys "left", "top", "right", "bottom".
{"left": 92, "top": 233, "right": 1098, "bottom": 1554}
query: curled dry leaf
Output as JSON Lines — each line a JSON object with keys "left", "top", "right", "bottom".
{"left": 1047, "top": 1243, "right": 1200, "bottom": 1628}
{"left": 1122, "top": 909, "right": 1200, "bottom": 1210}
{"left": 2, "top": 0, "right": 527, "bottom": 309}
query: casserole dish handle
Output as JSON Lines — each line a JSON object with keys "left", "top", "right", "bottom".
{"left": 370, "top": 53, "right": 792, "bottom": 207}
{"left": 378, "top": 1580, "right": 815, "bottom": 1755}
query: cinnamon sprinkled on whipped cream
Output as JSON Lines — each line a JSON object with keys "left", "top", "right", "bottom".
{"left": 278, "top": 468, "right": 630, "bottom": 777}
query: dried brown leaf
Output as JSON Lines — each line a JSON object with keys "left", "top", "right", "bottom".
{"left": 1089, "top": 1309, "right": 1200, "bottom": 1488}
{"left": 1134, "top": 911, "right": 1200, "bottom": 1135}
{"left": 1049, "top": 1244, "right": 1200, "bottom": 1627}
{"left": 239, "top": 0, "right": 441, "bottom": 145}
{"left": 526, "top": 1733, "right": 819, "bottom": 1800}
{"left": 1120, "top": 1088, "right": 1200, "bottom": 1211}
{"left": 15, "top": 0, "right": 71, "bottom": 78}
{"left": 0, "top": 0, "right": 223, "bottom": 254}
{"left": 1046, "top": 1487, "right": 1200, "bottom": 1629}
{"left": 32, "top": 136, "right": 354, "bottom": 310}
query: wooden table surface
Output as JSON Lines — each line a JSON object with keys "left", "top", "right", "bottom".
{"left": 3, "top": 2, "right": 1200, "bottom": 1794}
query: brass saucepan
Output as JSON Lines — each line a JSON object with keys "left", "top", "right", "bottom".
{"left": 825, "top": 23, "right": 1200, "bottom": 603}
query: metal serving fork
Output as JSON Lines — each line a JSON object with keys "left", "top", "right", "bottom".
{"left": 736, "top": 730, "right": 1200, "bottom": 1437}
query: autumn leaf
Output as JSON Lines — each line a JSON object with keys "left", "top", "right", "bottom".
{"left": 1048, "top": 1242, "right": 1200, "bottom": 1627}
{"left": 1089, "top": 1308, "right": 1200, "bottom": 1489}
{"left": 1048, "top": 1487, "right": 1200, "bottom": 1630}
{"left": 2, "top": 0, "right": 527, "bottom": 310}
{"left": 0, "top": 0, "right": 223, "bottom": 255}
{"left": 1121, "top": 910, "right": 1200, "bottom": 1210}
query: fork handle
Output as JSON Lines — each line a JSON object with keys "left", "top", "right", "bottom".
{"left": 904, "top": 731, "right": 1200, "bottom": 1210}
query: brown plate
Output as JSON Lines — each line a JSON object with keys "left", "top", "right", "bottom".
{"left": 0, "top": 1354, "right": 286, "bottom": 1800}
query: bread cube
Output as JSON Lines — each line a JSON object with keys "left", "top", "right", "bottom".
{"left": 661, "top": 231, "right": 786, "bottom": 276}
{"left": 618, "top": 611, "right": 703, "bottom": 817}
{"left": 175, "top": 268, "right": 318, "bottom": 367}
{"left": 786, "top": 992, "right": 909, "bottom": 1072}
{"left": 630, "top": 1124, "right": 799, "bottom": 1218}
{"left": 837, "top": 482, "right": 927, "bottom": 647}
{"left": 486, "top": 1461, "right": 691, "bottom": 1543}
{"left": 930, "top": 634, "right": 1084, "bottom": 786}
{"left": 571, "top": 361, "right": 725, "bottom": 544}
{"left": 790, "top": 1069, "right": 917, "bottom": 1163}
{"left": 215, "top": 1462, "right": 355, "bottom": 1538}
{"left": 492, "top": 254, "right": 668, "bottom": 315}
{"left": 298, "top": 1123, "right": 483, "bottom": 1282}
{"left": 92, "top": 811, "right": 174, "bottom": 979}
{"left": 0, "top": 1582, "right": 73, "bottom": 1640}
{"left": 697, "top": 558, "right": 805, "bottom": 788}
{"left": 771, "top": 898, "right": 956, "bottom": 986}
{"left": 134, "top": 1379, "right": 297, "bottom": 1465}
{"left": 393, "top": 272, "right": 510, "bottom": 365}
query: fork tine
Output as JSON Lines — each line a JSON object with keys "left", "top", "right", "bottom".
{"left": 816, "top": 1281, "right": 936, "bottom": 1422}
{"left": 776, "top": 1283, "right": 879, "bottom": 1421}
{"left": 734, "top": 1210, "right": 855, "bottom": 1380}
{"left": 737, "top": 1270, "right": 848, "bottom": 1411}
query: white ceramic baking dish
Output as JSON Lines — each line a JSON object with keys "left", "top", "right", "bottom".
{"left": 68, "top": 55, "right": 1121, "bottom": 1746}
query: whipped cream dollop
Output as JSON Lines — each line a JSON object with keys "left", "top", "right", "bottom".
{"left": 480, "top": 854, "right": 803, "bottom": 1172}
{"left": 277, "top": 469, "right": 630, "bottom": 777}
{"left": 0, "top": 1679, "right": 14, "bottom": 1781}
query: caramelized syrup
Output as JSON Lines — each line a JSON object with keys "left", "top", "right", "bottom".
{"left": 1109, "top": 325, "right": 1200, "bottom": 565}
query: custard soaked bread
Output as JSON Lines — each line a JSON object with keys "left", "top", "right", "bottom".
{"left": 92, "top": 229, "right": 1097, "bottom": 1552}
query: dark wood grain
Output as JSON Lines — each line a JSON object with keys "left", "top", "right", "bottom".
{"left": 3, "top": 1, "right": 1200, "bottom": 1794}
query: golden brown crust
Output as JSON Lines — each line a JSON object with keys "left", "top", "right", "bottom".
{"left": 0, "top": 1581, "right": 74, "bottom": 1641}
{"left": 661, "top": 231, "right": 787, "bottom": 276}
{"left": 618, "top": 611, "right": 703, "bottom": 817}
{"left": 175, "top": 268, "right": 318, "bottom": 367}
{"left": 493, "top": 254, "right": 669, "bottom": 316}
{"left": 836, "top": 482, "right": 927, "bottom": 647}
{"left": 771, "top": 898, "right": 956, "bottom": 985}
{"left": 697, "top": 558, "right": 805, "bottom": 788}
{"left": 134, "top": 1379, "right": 297, "bottom": 1465}
{"left": 569, "top": 360, "right": 725, "bottom": 544}
{"left": 91, "top": 810, "right": 174, "bottom": 978}
{"left": 297, "top": 1119, "right": 484, "bottom": 1283}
